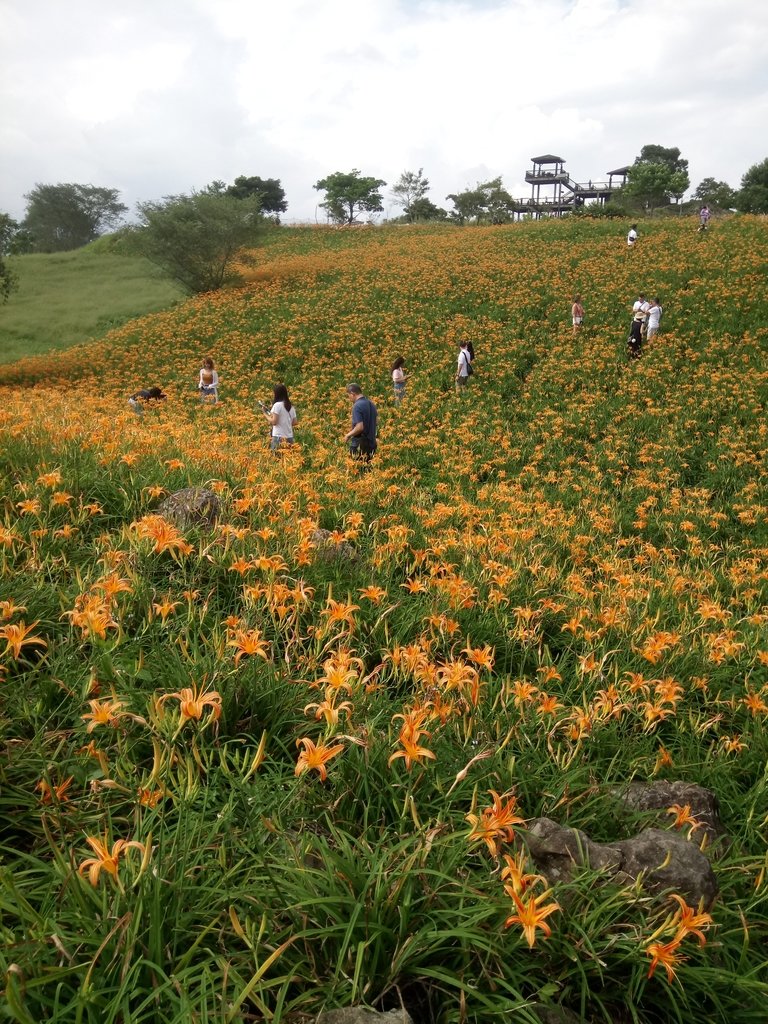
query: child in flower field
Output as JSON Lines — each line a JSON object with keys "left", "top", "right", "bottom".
{"left": 198, "top": 357, "right": 219, "bottom": 403}
{"left": 571, "top": 294, "right": 584, "bottom": 336}
{"left": 391, "top": 356, "right": 407, "bottom": 402}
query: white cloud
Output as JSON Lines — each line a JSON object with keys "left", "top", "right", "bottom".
{"left": 0, "top": 0, "right": 766, "bottom": 222}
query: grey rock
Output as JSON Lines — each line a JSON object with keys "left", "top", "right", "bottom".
{"left": 311, "top": 528, "right": 357, "bottom": 562}
{"left": 316, "top": 1010, "right": 413, "bottom": 1024}
{"left": 524, "top": 818, "right": 718, "bottom": 909}
{"left": 158, "top": 487, "right": 220, "bottom": 530}
{"left": 612, "top": 828, "right": 719, "bottom": 908}
{"left": 613, "top": 780, "right": 723, "bottom": 841}
{"left": 523, "top": 818, "right": 623, "bottom": 887}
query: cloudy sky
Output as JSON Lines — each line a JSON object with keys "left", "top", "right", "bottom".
{"left": 1, "top": 0, "right": 766, "bottom": 224}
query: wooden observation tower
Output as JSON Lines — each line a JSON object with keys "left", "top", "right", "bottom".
{"left": 522, "top": 156, "right": 629, "bottom": 217}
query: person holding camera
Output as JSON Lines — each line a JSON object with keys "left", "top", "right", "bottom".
{"left": 198, "top": 356, "right": 219, "bottom": 403}
{"left": 260, "top": 383, "right": 298, "bottom": 451}
{"left": 344, "top": 383, "right": 377, "bottom": 466}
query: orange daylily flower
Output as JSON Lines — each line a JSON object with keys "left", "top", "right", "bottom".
{"left": 667, "top": 804, "right": 703, "bottom": 835}
{"left": 78, "top": 834, "right": 147, "bottom": 886}
{"left": 36, "top": 776, "right": 74, "bottom": 805}
{"left": 646, "top": 937, "right": 686, "bottom": 983}
{"left": 295, "top": 736, "right": 344, "bottom": 780}
{"left": 82, "top": 697, "right": 127, "bottom": 732}
{"left": 159, "top": 684, "right": 222, "bottom": 725}
{"left": 504, "top": 889, "right": 561, "bottom": 947}
{"left": 668, "top": 894, "right": 713, "bottom": 947}
{"left": 227, "top": 627, "right": 271, "bottom": 663}
{"left": 304, "top": 686, "right": 353, "bottom": 727}
{"left": 0, "top": 620, "right": 47, "bottom": 660}
{"left": 466, "top": 790, "right": 526, "bottom": 856}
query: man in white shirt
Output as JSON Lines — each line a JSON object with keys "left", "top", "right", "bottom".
{"left": 627, "top": 224, "right": 638, "bottom": 246}
{"left": 646, "top": 298, "right": 663, "bottom": 340}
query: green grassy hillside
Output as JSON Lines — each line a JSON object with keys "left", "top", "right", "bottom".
{"left": 0, "top": 245, "right": 184, "bottom": 363}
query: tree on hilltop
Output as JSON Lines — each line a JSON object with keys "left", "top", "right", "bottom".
{"left": 447, "top": 177, "right": 516, "bottom": 225}
{"left": 131, "top": 190, "right": 263, "bottom": 293}
{"left": 225, "top": 176, "right": 287, "bottom": 217}
{"left": 406, "top": 197, "right": 447, "bottom": 221}
{"left": 625, "top": 145, "right": 690, "bottom": 211}
{"left": 22, "top": 183, "right": 127, "bottom": 252}
{"left": 736, "top": 158, "right": 768, "bottom": 214}
{"left": 314, "top": 170, "right": 386, "bottom": 225}
{"left": 0, "top": 212, "right": 19, "bottom": 303}
{"left": 692, "top": 177, "right": 736, "bottom": 210}
{"left": 391, "top": 169, "right": 431, "bottom": 222}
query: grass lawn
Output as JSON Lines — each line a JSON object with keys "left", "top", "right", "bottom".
{"left": 0, "top": 246, "right": 184, "bottom": 363}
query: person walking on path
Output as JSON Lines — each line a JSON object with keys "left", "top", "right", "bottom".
{"left": 455, "top": 340, "right": 473, "bottom": 395}
{"left": 627, "top": 224, "right": 638, "bottom": 247}
{"left": 646, "top": 298, "right": 663, "bottom": 341}
{"left": 261, "top": 383, "right": 298, "bottom": 452}
{"left": 198, "top": 357, "right": 219, "bottom": 403}
{"left": 572, "top": 294, "right": 585, "bottom": 337}
{"left": 391, "top": 357, "right": 407, "bottom": 403}
{"left": 699, "top": 206, "right": 710, "bottom": 231}
{"left": 344, "top": 383, "right": 378, "bottom": 467}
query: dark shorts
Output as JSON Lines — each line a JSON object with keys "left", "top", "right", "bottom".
{"left": 349, "top": 437, "right": 376, "bottom": 462}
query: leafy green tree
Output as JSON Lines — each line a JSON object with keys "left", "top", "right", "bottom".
{"left": 481, "top": 177, "right": 516, "bottom": 224}
{"left": 391, "top": 169, "right": 430, "bottom": 221}
{"left": 407, "top": 197, "right": 447, "bottom": 222}
{"left": 446, "top": 187, "right": 485, "bottom": 225}
{"left": 625, "top": 145, "right": 690, "bottom": 211}
{"left": 736, "top": 158, "right": 768, "bottom": 214}
{"left": 314, "top": 170, "right": 386, "bottom": 224}
{"left": 0, "top": 212, "right": 19, "bottom": 303}
{"left": 692, "top": 177, "right": 736, "bottom": 210}
{"left": 447, "top": 177, "right": 515, "bottom": 225}
{"left": 22, "top": 183, "right": 127, "bottom": 252}
{"left": 132, "top": 190, "right": 263, "bottom": 293}
{"left": 225, "top": 176, "right": 287, "bottom": 216}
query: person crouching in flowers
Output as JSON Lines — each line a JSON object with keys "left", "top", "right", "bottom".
{"left": 128, "top": 387, "right": 167, "bottom": 415}
{"left": 391, "top": 356, "right": 407, "bottom": 402}
{"left": 198, "top": 356, "right": 219, "bottom": 402}
{"left": 261, "top": 383, "right": 298, "bottom": 452}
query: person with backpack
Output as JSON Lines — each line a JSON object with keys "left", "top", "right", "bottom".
{"left": 456, "top": 340, "right": 473, "bottom": 394}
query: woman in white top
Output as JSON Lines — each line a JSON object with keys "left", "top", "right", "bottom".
{"left": 646, "top": 298, "right": 662, "bottom": 340}
{"left": 198, "top": 357, "right": 219, "bottom": 402}
{"left": 391, "top": 356, "right": 407, "bottom": 402}
{"left": 262, "top": 383, "right": 298, "bottom": 451}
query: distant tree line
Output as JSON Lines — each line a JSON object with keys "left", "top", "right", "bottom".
{"left": 2, "top": 151, "right": 767, "bottom": 298}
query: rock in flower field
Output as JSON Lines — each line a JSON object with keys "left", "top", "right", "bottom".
{"left": 1, "top": 217, "right": 767, "bottom": 1023}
